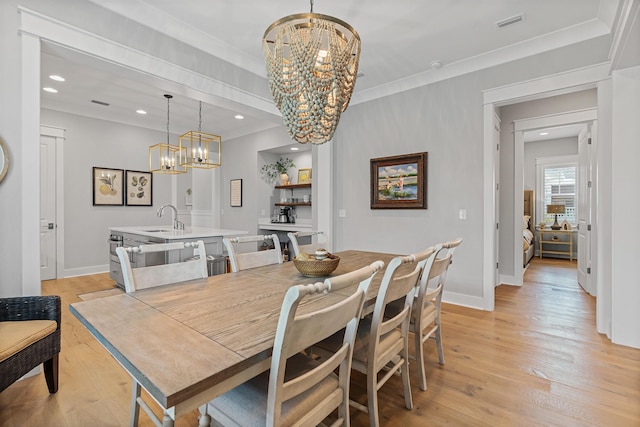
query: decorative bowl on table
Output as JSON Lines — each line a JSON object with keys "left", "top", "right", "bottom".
{"left": 293, "top": 252, "right": 340, "bottom": 277}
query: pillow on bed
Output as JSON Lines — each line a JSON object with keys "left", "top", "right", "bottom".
{"left": 523, "top": 228, "right": 534, "bottom": 244}
{"left": 523, "top": 215, "right": 531, "bottom": 230}
{"left": 523, "top": 238, "right": 530, "bottom": 251}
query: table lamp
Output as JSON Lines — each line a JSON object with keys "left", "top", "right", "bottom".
{"left": 546, "top": 204, "right": 565, "bottom": 230}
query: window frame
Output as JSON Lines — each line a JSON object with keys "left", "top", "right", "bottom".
{"left": 535, "top": 155, "right": 578, "bottom": 227}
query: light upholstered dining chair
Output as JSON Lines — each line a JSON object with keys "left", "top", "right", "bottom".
{"left": 315, "top": 249, "right": 433, "bottom": 427}
{"left": 411, "top": 237, "right": 462, "bottom": 391}
{"left": 287, "top": 230, "right": 328, "bottom": 257}
{"left": 115, "top": 240, "right": 208, "bottom": 426}
{"left": 223, "top": 234, "right": 282, "bottom": 272}
{"left": 116, "top": 240, "right": 208, "bottom": 293}
{"left": 207, "top": 260, "right": 384, "bottom": 427}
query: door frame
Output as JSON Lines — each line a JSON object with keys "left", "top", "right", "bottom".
{"left": 40, "top": 125, "right": 65, "bottom": 279}
{"left": 512, "top": 109, "right": 597, "bottom": 287}
{"left": 482, "top": 62, "right": 609, "bottom": 311}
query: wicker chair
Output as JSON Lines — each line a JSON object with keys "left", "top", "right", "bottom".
{"left": 0, "top": 296, "right": 61, "bottom": 393}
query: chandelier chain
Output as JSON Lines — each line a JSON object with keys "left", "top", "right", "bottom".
{"left": 310, "top": 0, "right": 313, "bottom": 13}
{"left": 198, "top": 101, "right": 202, "bottom": 133}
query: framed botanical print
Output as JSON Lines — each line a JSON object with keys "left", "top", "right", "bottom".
{"left": 125, "top": 170, "right": 152, "bottom": 206}
{"left": 93, "top": 167, "right": 124, "bottom": 206}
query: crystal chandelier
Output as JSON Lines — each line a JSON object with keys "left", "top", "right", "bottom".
{"left": 149, "top": 94, "right": 187, "bottom": 174}
{"left": 262, "top": 0, "right": 361, "bottom": 144}
{"left": 180, "top": 101, "right": 222, "bottom": 169}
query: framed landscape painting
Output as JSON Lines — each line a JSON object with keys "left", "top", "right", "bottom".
{"left": 93, "top": 167, "right": 124, "bottom": 206}
{"left": 125, "top": 170, "right": 152, "bottom": 206}
{"left": 370, "top": 152, "right": 428, "bottom": 209}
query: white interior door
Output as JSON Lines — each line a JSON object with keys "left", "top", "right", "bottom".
{"left": 577, "top": 125, "right": 592, "bottom": 294}
{"left": 493, "top": 113, "right": 501, "bottom": 287}
{"left": 40, "top": 134, "right": 57, "bottom": 280}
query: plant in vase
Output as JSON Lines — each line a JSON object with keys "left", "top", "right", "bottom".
{"left": 261, "top": 157, "right": 295, "bottom": 185}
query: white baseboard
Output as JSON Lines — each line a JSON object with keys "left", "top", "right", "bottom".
{"left": 499, "top": 274, "right": 521, "bottom": 286}
{"left": 442, "top": 291, "right": 487, "bottom": 311}
{"left": 63, "top": 265, "right": 109, "bottom": 278}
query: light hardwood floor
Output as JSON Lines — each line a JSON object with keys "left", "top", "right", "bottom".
{"left": 1, "top": 258, "right": 639, "bottom": 426}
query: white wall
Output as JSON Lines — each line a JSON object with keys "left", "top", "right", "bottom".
{"left": 40, "top": 109, "right": 174, "bottom": 276}
{"left": 611, "top": 66, "right": 640, "bottom": 348}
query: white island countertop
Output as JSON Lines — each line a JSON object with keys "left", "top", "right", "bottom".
{"left": 110, "top": 226, "right": 247, "bottom": 240}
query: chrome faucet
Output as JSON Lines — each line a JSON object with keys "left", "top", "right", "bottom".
{"left": 157, "top": 204, "right": 184, "bottom": 230}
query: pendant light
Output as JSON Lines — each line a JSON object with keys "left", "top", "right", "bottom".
{"left": 262, "top": 0, "right": 361, "bottom": 144}
{"left": 149, "top": 94, "right": 187, "bottom": 174}
{"left": 179, "top": 101, "right": 222, "bottom": 169}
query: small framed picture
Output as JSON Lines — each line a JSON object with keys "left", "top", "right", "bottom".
{"left": 230, "top": 179, "right": 242, "bottom": 207}
{"left": 297, "top": 168, "right": 311, "bottom": 184}
{"left": 93, "top": 167, "right": 124, "bottom": 206}
{"left": 125, "top": 170, "right": 153, "bottom": 206}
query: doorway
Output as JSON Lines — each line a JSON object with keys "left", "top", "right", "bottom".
{"left": 511, "top": 109, "right": 596, "bottom": 290}
{"left": 39, "top": 125, "right": 65, "bottom": 280}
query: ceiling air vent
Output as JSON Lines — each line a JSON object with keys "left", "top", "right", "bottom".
{"left": 91, "top": 99, "right": 110, "bottom": 106}
{"left": 496, "top": 13, "right": 525, "bottom": 29}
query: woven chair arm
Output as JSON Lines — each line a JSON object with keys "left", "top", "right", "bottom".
{"left": 0, "top": 295, "right": 61, "bottom": 325}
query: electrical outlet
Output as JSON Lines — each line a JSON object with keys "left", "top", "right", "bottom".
{"left": 338, "top": 209, "right": 346, "bottom": 218}
{"left": 459, "top": 209, "right": 467, "bottom": 220}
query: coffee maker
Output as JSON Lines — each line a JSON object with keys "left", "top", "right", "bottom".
{"left": 278, "top": 206, "right": 295, "bottom": 223}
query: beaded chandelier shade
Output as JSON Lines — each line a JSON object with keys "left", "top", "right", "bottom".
{"left": 149, "top": 94, "right": 187, "bottom": 174}
{"left": 180, "top": 101, "right": 222, "bottom": 169}
{"left": 262, "top": 6, "right": 360, "bottom": 144}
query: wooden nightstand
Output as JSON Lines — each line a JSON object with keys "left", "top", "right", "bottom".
{"left": 538, "top": 229, "right": 573, "bottom": 261}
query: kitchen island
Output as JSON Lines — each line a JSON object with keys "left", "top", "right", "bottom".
{"left": 108, "top": 226, "right": 247, "bottom": 288}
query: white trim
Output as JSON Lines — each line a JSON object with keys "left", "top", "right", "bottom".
{"left": 513, "top": 130, "right": 524, "bottom": 287}
{"left": 499, "top": 275, "right": 519, "bottom": 287}
{"left": 535, "top": 155, "right": 579, "bottom": 231}
{"left": 609, "top": 0, "right": 640, "bottom": 71}
{"left": 482, "top": 104, "right": 496, "bottom": 310}
{"left": 535, "top": 155, "right": 579, "bottom": 166}
{"left": 483, "top": 69, "right": 605, "bottom": 313}
{"left": 353, "top": 20, "right": 611, "bottom": 106}
{"left": 18, "top": 7, "right": 279, "bottom": 118}
{"left": 514, "top": 109, "right": 598, "bottom": 132}
{"left": 21, "top": 32, "right": 41, "bottom": 297}
{"left": 483, "top": 63, "right": 610, "bottom": 106}
{"left": 64, "top": 265, "right": 109, "bottom": 278}
{"left": 442, "top": 291, "right": 486, "bottom": 311}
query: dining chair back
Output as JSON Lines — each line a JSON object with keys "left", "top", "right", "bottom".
{"left": 116, "top": 240, "right": 208, "bottom": 293}
{"left": 315, "top": 249, "right": 432, "bottom": 427}
{"left": 116, "top": 240, "right": 208, "bottom": 426}
{"left": 287, "top": 231, "right": 328, "bottom": 257}
{"left": 223, "top": 234, "right": 282, "bottom": 272}
{"left": 412, "top": 237, "right": 462, "bottom": 391}
{"left": 208, "top": 260, "right": 384, "bottom": 427}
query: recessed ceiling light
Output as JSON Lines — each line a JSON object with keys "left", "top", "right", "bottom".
{"left": 290, "top": 147, "right": 299, "bottom": 151}
{"left": 43, "top": 87, "right": 58, "bottom": 93}
{"left": 136, "top": 110, "right": 147, "bottom": 115}
{"left": 234, "top": 114, "right": 244, "bottom": 120}
{"left": 49, "top": 75, "right": 65, "bottom": 82}
{"left": 539, "top": 132, "right": 549, "bottom": 136}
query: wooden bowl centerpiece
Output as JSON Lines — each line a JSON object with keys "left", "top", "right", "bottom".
{"left": 293, "top": 251, "right": 340, "bottom": 277}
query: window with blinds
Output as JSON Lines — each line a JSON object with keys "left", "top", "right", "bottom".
{"left": 543, "top": 165, "right": 577, "bottom": 224}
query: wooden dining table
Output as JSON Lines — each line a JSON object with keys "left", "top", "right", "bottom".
{"left": 70, "top": 250, "right": 400, "bottom": 425}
